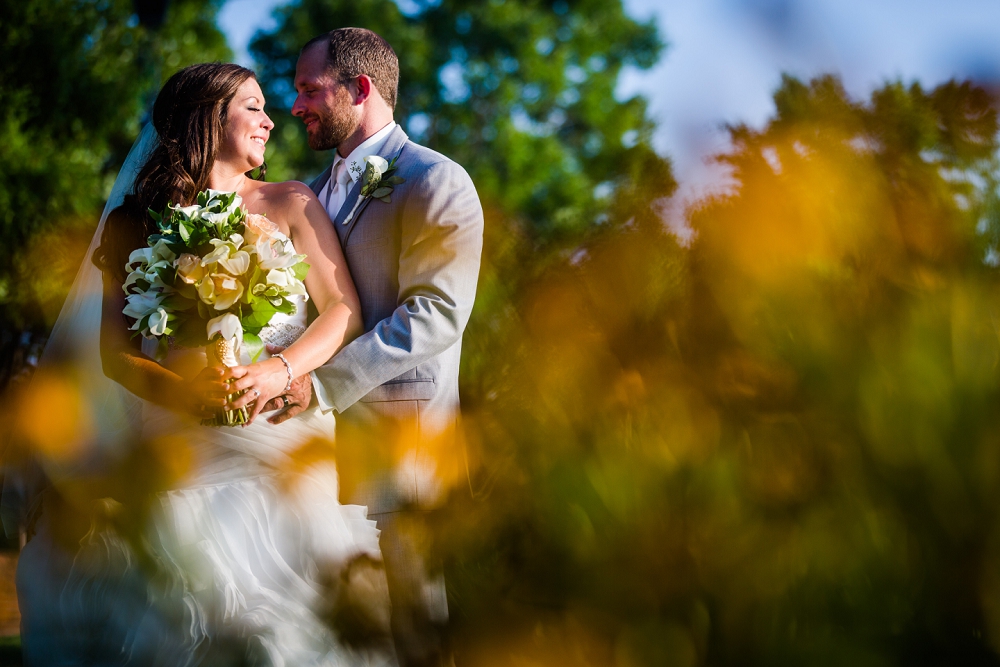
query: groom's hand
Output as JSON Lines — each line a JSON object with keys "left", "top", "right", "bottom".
{"left": 264, "top": 375, "right": 313, "bottom": 424}
{"left": 261, "top": 344, "right": 314, "bottom": 424}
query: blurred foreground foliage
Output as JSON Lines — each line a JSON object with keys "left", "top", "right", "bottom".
{"left": 0, "top": 0, "right": 230, "bottom": 385}
{"left": 7, "top": 0, "right": 1000, "bottom": 664}
{"left": 437, "top": 75, "right": 1000, "bottom": 665}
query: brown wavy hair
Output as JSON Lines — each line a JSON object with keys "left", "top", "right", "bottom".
{"left": 95, "top": 63, "right": 265, "bottom": 278}
{"left": 137, "top": 62, "right": 265, "bottom": 214}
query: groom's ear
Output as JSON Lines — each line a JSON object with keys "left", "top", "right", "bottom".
{"left": 352, "top": 75, "right": 373, "bottom": 105}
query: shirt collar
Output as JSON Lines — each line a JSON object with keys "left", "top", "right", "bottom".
{"left": 334, "top": 121, "right": 397, "bottom": 185}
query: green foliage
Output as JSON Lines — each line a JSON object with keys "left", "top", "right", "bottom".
{"left": 249, "top": 0, "right": 672, "bottom": 244}
{"left": 430, "top": 74, "right": 1000, "bottom": 665}
{"left": 0, "top": 0, "right": 231, "bottom": 329}
{"left": 154, "top": 189, "right": 247, "bottom": 251}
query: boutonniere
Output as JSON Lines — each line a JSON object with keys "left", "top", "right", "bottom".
{"left": 343, "top": 152, "right": 405, "bottom": 224}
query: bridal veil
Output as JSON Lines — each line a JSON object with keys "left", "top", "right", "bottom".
{"left": 2, "top": 123, "right": 158, "bottom": 537}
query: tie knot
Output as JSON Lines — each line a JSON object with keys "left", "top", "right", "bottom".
{"left": 334, "top": 159, "right": 351, "bottom": 187}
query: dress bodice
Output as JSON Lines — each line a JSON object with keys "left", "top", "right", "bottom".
{"left": 254, "top": 293, "right": 308, "bottom": 360}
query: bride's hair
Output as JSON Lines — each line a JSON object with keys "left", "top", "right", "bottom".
{"left": 94, "top": 63, "right": 265, "bottom": 279}
{"left": 139, "top": 62, "right": 266, "bottom": 214}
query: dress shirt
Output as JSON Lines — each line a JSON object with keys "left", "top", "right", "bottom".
{"left": 311, "top": 120, "right": 396, "bottom": 412}
{"left": 317, "top": 120, "right": 397, "bottom": 222}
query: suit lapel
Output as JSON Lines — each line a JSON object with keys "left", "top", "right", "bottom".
{"left": 308, "top": 164, "right": 332, "bottom": 196}
{"left": 337, "top": 126, "right": 410, "bottom": 244}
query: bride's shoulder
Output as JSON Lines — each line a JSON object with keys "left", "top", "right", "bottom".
{"left": 254, "top": 180, "right": 317, "bottom": 203}
{"left": 251, "top": 180, "right": 318, "bottom": 216}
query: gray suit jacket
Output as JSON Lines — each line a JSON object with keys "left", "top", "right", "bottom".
{"left": 308, "top": 126, "right": 483, "bottom": 512}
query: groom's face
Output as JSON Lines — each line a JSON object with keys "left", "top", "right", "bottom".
{"left": 292, "top": 43, "right": 360, "bottom": 153}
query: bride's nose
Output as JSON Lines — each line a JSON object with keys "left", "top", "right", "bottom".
{"left": 262, "top": 113, "right": 274, "bottom": 131}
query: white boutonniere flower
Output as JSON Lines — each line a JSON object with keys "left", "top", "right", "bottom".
{"left": 343, "top": 151, "right": 405, "bottom": 224}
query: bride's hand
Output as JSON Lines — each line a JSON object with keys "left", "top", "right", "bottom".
{"left": 226, "top": 358, "right": 290, "bottom": 424}
{"left": 174, "top": 366, "right": 231, "bottom": 420}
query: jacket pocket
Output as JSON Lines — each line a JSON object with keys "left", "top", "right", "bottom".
{"left": 359, "top": 378, "right": 436, "bottom": 403}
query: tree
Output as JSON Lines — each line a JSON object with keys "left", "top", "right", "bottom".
{"left": 248, "top": 0, "right": 675, "bottom": 460}
{"left": 249, "top": 4, "right": 682, "bottom": 660}
{"left": 250, "top": 0, "right": 672, "bottom": 245}
{"left": 680, "top": 75, "right": 1000, "bottom": 663}
{"left": 0, "top": 0, "right": 231, "bottom": 385}
{"left": 412, "top": 73, "right": 1000, "bottom": 665}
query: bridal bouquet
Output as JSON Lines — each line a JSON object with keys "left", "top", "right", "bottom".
{"left": 122, "top": 189, "right": 309, "bottom": 424}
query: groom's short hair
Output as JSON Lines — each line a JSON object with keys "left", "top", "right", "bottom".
{"left": 303, "top": 28, "right": 399, "bottom": 110}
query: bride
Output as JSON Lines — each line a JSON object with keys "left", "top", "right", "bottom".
{"left": 16, "top": 63, "right": 393, "bottom": 665}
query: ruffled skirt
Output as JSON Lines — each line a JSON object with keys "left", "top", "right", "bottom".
{"left": 18, "top": 405, "right": 391, "bottom": 666}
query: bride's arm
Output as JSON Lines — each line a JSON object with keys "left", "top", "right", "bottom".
{"left": 227, "top": 182, "right": 363, "bottom": 420}
{"left": 100, "top": 270, "right": 228, "bottom": 419}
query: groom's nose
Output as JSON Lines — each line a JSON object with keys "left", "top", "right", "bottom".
{"left": 291, "top": 95, "right": 305, "bottom": 117}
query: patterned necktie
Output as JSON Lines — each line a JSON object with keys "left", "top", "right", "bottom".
{"left": 324, "top": 159, "right": 352, "bottom": 219}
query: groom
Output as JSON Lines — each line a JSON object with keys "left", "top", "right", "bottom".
{"left": 275, "top": 27, "right": 483, "bottom": 667}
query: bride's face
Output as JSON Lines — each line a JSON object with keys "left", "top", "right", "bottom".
{"left": 218, "top": 77, "right": 274, "bottom": 173}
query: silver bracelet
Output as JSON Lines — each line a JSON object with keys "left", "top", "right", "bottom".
{"left": 274, "top": 353, "right": 294, "bottom": 392}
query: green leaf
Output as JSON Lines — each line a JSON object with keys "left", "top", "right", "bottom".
{"left": 379, "top": 196, "right": 391, "bottom": 203}
{"left": 372, "top": 186, "right": 393, "bottom": 198}
{"left": 243, "top": 332, "right": 264, "bottom": 362}
{"left": 155, "top": 266, "right": 175, "bottom": 285}
{"left": 176, "top": 283, "right": 198, "bottom": 300}
{"left": 291, "top": 261, "right": 310, "bottom": 282}
{"left": 273, "top": 298, "right": 295, "bottom": 314}
{"left": 155, "top": 336, "right": 170, "bottom": 361}
{"left": 386, "top": 176, "right": 405, "bottom": 186}
{"left": 242, "top": 309, "right": 274, "bottom": 330}
{"left": 161, "top": 295, "right": 196, "bottom": 311}
{"left": 251, "top": 297, "right": 278, "bottom": 314}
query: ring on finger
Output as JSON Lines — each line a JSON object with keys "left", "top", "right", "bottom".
{"left": 249, "top": 388, "right": 260, "bottom": 401}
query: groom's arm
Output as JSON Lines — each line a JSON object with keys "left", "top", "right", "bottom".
{"left": 311, "top": 158, "right": 484, "bottom": 413}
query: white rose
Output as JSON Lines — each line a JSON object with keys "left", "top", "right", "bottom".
{"left": 365, "top": 155, "right": 389, "bottom": 176}
{"left": 149, "top": 239, "right": 176, "bottom": 264}
{"left": 175, "top": 253, "right": 205, "bottom": 285}
{"left": 265, "top": 268, "right": 289, "bottom": 287}
{"left": 206, "top": 273, "right": 244, "bottom": 310}
{"left": 244, "top": 213, "right": 279, "bottom": 243}
{"left": 126, "top": 247, "right": 152, "bottom": 272}
{"left": 201, "top": 240, "right": 233, "bottom": 266}
{"left": 147, "top": 307, "right": 170, "bottom": 336}
{"left": 123, "top": 291, "right": 162, "bottom": 323}
{"left": 203, "top": 211, "right": 230, "bottom": 225}
{"left": 219, "top": 250, "right": 251, "bottom": 276}
{"left": 257, "top": 237, "right": 300, "bottom": 270}
{"left": 173, "top": 204, "right": 201, "bottom": 220}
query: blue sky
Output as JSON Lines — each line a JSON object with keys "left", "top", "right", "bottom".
{"left": 219, "top": 0, "right": 1000, "bottom": 212}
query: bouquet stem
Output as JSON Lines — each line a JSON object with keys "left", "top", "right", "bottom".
{"left": 202, "top": 381, "right": 249, "bottom": 427}
{"left": 201, "top": 334, "right": 247, "bottom": 427}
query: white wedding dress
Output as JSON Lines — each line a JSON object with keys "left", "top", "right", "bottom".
{"left": 17, "top": 256, "right": 392, "bottom": 666}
